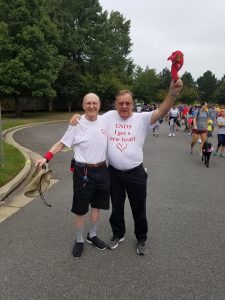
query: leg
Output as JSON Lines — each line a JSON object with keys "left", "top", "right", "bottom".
{"left": 90, "top": 207, "right": 100, "bottom": 223}
{"left": 72, "top": 214, "right": 86, "bottom": 257}
{"left": 169, "top": 119, "right": 173, "bottom": 136}
{"left": 172, "top": 118, "right": 176, "bottom": 134}
{"left": 220, "top": 134, "right": 225, "bottom": 156}
{"left": 214, "top": 134, "right": 221, "bottom": 155}
{"left": 88, "top": 208, "right": 100, "bottom": 238}
{"left": 219, "top": 134, "right": 223, "bottom": 155}
{"left": 75, "top": 214, "right": 86, "bottom": 230}
{"left": 87, "top": 208, "right": 106, "bottom": 250}
{"left": 153, "top": 127, "right": 155, "bottom": 135}
{"left": 109, "top": 167, "right": 126, "bottom": 238}
{"left": 200, "top": 133, "right": 207, "bottom": 154}
{"left": 125, "top": 166, "right": 148, "bottom": 242}
{"left": 71, "top": 168, "right": 89, "bottom": 257}
{"left": 206, "top": 153, "right": 211, "bottom": 167}
{"left": 221, "top": 146, "right": 225, "bottom": 156}
{"left": 86, "top": 167, "right": 109, "bottom": 250}
{"left": 190, "top": 133, "right": 198, "bottom": 153}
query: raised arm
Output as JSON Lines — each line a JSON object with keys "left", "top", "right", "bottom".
{"left": 150, "top": 79, "right": 183, "bottom": 125}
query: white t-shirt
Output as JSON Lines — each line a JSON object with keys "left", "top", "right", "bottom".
{"left": 103, "top": 110, "right": 154, "bottom": 170}
{"left": 60, "top": 115, "right": 108, "bottom": 163}
{"left": 169, "top": 108, "right": 179, "bottom": 118}
{"left": 217, "top": 116, "right": 225, "bottom": 134}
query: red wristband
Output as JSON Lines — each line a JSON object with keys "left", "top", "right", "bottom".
{"left": 44, "top": 151, "right": 53, "bottom": 162}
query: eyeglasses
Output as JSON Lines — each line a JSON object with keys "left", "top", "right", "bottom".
{"left": 117, "top": 102, "right": 133, "bottom": 107}
{"left": 83, "top": 102, "right": 99, "bottom": 106}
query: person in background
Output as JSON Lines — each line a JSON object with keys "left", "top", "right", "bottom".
{"left": 207, "top": 118, "right": 213, "bottom": 137}
{"left": 152, "top": 104, "right": 162, "bottom": 137}
{"left": 213, "top": 108, "right": 225, "bottom": 157}
{"left": 181, "top": 103, "right": 189, "bottom": 127}
{"left": 187, "top": 113, "right": 194, "bottom": 136}
{"left": 190, "top": 103, "right": 209, "bottom": 156}
{"left": 168, "top": 104, "right": 180, "bottom": 136}
{"left": 208, "top": 104, "right": 218, "bottom": 136}
{"left": 215, "top": 104, "right": 221, "bottom": 116}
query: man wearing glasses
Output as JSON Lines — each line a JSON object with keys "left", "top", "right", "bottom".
{"left": 36, "top": 93, "right": 110, "bottom": 258}
{"left": 104, "top": 80, "right": 183, "bottom": 255}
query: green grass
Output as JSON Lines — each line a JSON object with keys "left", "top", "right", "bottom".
{"left": 0, "top": 111, "right": 79, "bottom": 188}
{"left": 0, "top": 143, "right": 25, "bottom": 187}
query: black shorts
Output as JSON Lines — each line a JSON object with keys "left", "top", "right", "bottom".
{"left": 71, "top": 165, "right": 110, "bottom": 215}
{"left": 217, "top": 134, "right": 225, "bottom": 146}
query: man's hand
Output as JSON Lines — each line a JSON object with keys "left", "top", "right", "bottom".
{"left": 150, "top": 79, "right": 183, "bottom": 125}
{"left": 69, "top": 114, "right": 81, "bottom": 126}
{"left": 35, "top": 158, "right": 47, "bottom": 167}
{"left": 168, "top": 79, "right": 183, "bottom": 97}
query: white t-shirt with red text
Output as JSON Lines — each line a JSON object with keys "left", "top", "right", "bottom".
{"left": 60, "top": 115, "right": 108, "bottom": 164}
{"left": 103, "top": 110, "right": 154, "bottom": 170}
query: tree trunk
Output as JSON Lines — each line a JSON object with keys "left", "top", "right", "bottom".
{"left": 48, "top": 98, "right": 54, "bottom": 111}
{"left": 68, "top": 99, "right": 73, "bottom": 113}
{"left": 15, "top": 95, "right": 22, "bottom": 117}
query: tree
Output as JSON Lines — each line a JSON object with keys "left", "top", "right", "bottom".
{"left": 181, "top": 71, "right": 196, "bottom": 88}
{"left": 133, "top": 67, "right": 160, "bottom": 103}
{"left": 214, "top": 80, "right": 225, "bottom": 105}
{"left": 178, "top": 86, "right": 199, "bottom": 104}
{"left": 43, "top": 0, "right": 134, "bottom": 102}
{"left": 158, "top": 68, "right": 171, "bottom": 90}
{"left": 54, "top": 60, "right": 81, "bottom": 112}
{"left": 103, "top": 11, "right": 132, "bottom": 73}
{"left": 0, "top": 0, "right": 64, "bottom": 116}
{"left": 97, "top": 71, "right": 129, "bottom": 109}
{"left": 196, "top": 71, "right": 218, "bottom": 103}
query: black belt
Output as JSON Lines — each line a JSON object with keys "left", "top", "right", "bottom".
{"left": 109, "top": 163, "right": 143, "bottom": 174}
{"left": 75, "top": 161, "right": 106, "bottom": 168}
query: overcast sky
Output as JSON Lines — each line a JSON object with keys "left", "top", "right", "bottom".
{"left": 99, "top": 0, "right": 225, "bottom": 80}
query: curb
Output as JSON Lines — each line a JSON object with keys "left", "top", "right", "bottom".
{"left": 0, "top": 120, "right": 66, "bottom": 203}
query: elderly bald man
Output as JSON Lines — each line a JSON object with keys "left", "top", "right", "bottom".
{"left": 35, "top": 93, "right": 110, "bottom": 258}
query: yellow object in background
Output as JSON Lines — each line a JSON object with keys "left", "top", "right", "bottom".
{"left": 207, "top": 118, "right": 213, "bottom": 131}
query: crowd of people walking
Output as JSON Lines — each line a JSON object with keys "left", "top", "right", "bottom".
{"left": 138, "top": 102, "right": 225, "bottom": 158}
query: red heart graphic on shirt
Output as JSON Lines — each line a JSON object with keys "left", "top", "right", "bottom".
{"left": 116, "top": 143, "right": 127, "bottom": 152}
{"left": 101, "top": 129, "right": 106, "bottom": 135}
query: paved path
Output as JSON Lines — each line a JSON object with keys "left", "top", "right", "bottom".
{"left": 1, "top": 122, "right": 225, "bottom": 300}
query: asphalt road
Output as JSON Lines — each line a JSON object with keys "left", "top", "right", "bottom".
{"left": 1, "top": 121, "right": 225, "bottom": 300}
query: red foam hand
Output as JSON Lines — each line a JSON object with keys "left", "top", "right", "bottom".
{"left": 167, "top": 50, "right": 184, "bottom": 81}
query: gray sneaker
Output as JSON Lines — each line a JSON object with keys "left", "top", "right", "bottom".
{"left": 137, "top": 242, "right": 148, "bottom": 255}
{"left": 108, "top": 236, "right": 125, "bottom": 249}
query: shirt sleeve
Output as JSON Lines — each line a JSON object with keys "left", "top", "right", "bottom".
{"left": 102, "top": 110, "right": 116, "bottom": 121}
{"left": 142, "top": 111, "right": 155, "bottom": 128}
{"left": 60, "top": 125, "right": 77, "bottom": 148}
